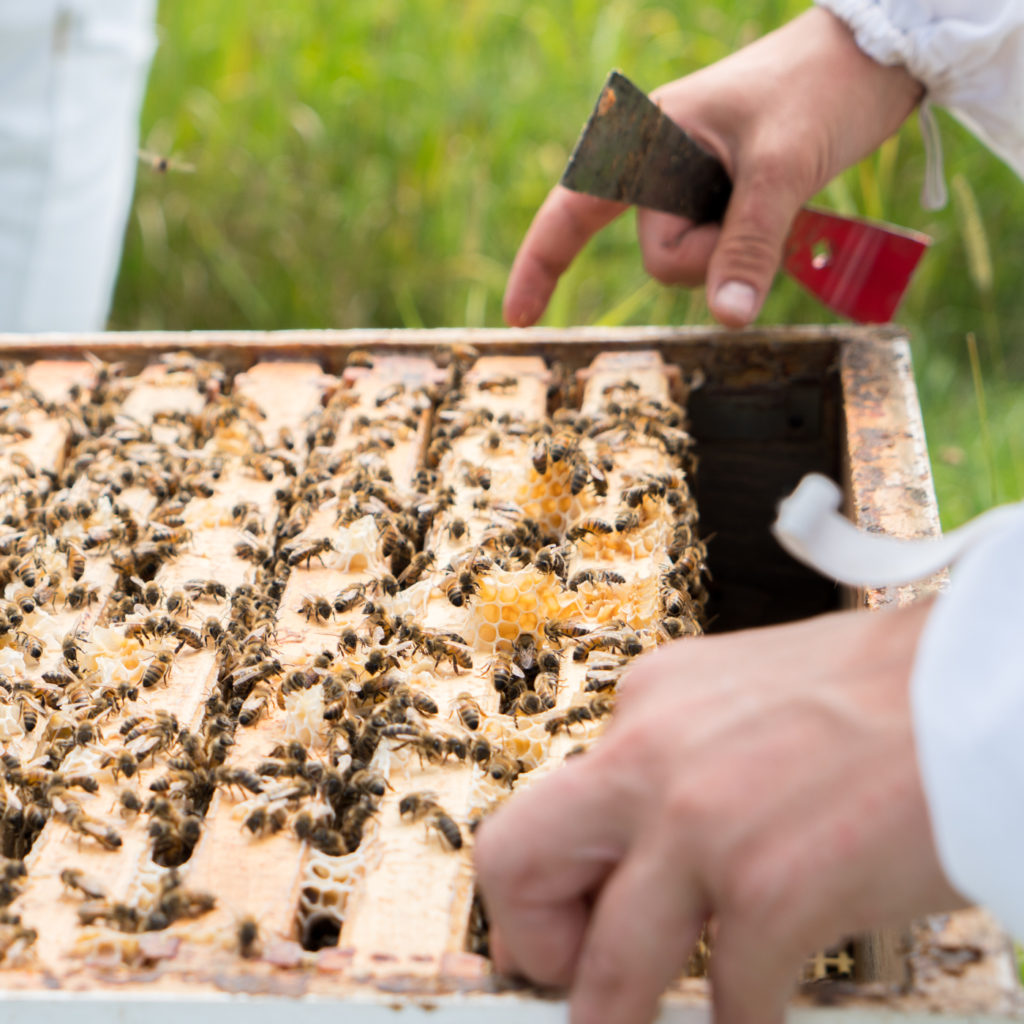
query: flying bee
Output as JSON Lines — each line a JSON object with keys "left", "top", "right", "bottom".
{"left": 567, "top": 569, "right": 626, "bottom": 591}
{"left": 567, "top": 517, "right": 614, "bottom": 541}
{"left": 298, "top": 594, "right": 332, "bottom": 623}
{"left": 285, "top": 537, "right": 334, "bottom": 569}
{"left": 452, "top": 692, "right": 483, "bottom": 731}
{"left": 137, "top": 149, "right": 196, "bottom": 173}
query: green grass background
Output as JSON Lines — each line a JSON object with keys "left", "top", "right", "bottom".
{"left": 110, "top": 1, "right": 1024, "bottom": 528}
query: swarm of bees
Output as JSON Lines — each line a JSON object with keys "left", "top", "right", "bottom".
{"left": 0, "top": 344, "right": 708, "bottom": 977}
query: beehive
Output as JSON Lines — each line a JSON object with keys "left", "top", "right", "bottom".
{"left": 0, "top": 327, "right": 1015, "bottom": 1024}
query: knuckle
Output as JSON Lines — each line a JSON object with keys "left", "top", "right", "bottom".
{"left": 720, "top": 847, "right": 783, "bottom": 923}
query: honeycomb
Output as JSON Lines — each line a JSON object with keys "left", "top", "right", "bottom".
{"left": 0, "top": 346, "right": 715, "bottom": 997}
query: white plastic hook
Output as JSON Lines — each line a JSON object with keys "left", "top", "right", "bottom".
{"left": 772, "top": 473, "right": 1024, "bottom": 587}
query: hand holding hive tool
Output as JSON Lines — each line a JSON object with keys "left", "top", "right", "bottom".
{"left": 557, "top": 70, "right": 929, "bottom": 324}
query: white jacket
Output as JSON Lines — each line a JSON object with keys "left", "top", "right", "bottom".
{"left": 817, "top": 0, "right": 1024, "bottom": 938}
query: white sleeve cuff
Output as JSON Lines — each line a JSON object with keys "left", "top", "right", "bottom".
{"left": 911, "top": 505, "right": 1024, "bottom": 938}
{"left": 815, "top": 0, "right": 1024, "bottom": 183}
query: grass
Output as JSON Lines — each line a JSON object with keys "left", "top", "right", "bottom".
{"left": 110, "top": 1, "right": 1024, "bottom": 528}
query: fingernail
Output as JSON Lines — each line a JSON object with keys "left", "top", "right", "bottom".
{"left": 714, "top": 280, "right": 758, "bottom": 323}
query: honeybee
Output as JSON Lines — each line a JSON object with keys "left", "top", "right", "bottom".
{"left": 423, "top": 634, "right": 473, "bottom": 673}
{"left": 62, "top": 582, "right": 99, "bottom": 610}
{"left": 243, "top": 806, "right": 288, "bottom": 837}
{"left": 227, "top": 658, "right": 283, "bottom": 699}
{"left": 622, "top": 477, "right": 667, "bottom": 508}
{"left": 462, "top": 464, "right": 491, "bottom": 491}
{"left": 168, "top": 622, "right": 203, "bottom": 651}
{"left": 567, "top": 568, "right": 626, "bottom": 591}
{"left": 452, "top": 692, "right": 483, "bottom": 731}
{"left": 476, "top": 375, "right": 517, "bottom": 393}
{"left": 569, "top": 457, "right": 590, "bottom": 495}
{"left": 398, "top": 791, "right": 463, "bottom": 851}
{"left": 14, "top": 631, "right": 43, "bottom": 662}
{"left": 489, "top": 653, "right": 523, "bottom": 696}
{"left": 374, "top": 382, "right": 405, "bottom": 407}
{"left": 237, "top": 916, "right": 260, "bottom": 958}
{"left": 332, "top": 583, "right": 366, "bottom": 615}
{"left": 164, "top": 589, "right": 192, "bottom": 616}
{"left": 440, "top": 567, "right": 482, "bottom": 607}
{"left": 64, "top": 540, "right": 84, "bottom": 581}
{"left": 119, "top": 789, "right": 142, "bottom": 816}
{"left": 572, "top": 628, "right": 643, "bottom": 661}
{"left": 58, "top": 802, "right": 122, "bottom": 850}
{"left": 485, "top": 750, "right": 524, "bottom": 787}
{"left": 530, "top": 437, "right": 549, "bottom": 475}
{"left": 341, "top": 347, "right": 375, "bottom": 371}
{"left": 238, "top": 681, "right": 273, "bottom": 727}
{"left": 60, "top": 867, "right": 108, "bottom": 900}
{"left": 298, "top": 594, "right": 332, "bottom": 623}
{"left": 567, "top": 517, "right": 614, "bottom": 540}
{"left": 141, "top": 651, "right": 173, "bottom": 689}
{"left": 443, "top": 517, "right": 468, "bottom": 542}
{"left": 509, "top": 691, "right": 546, "bottom": 720}
{"left": 534, "top": 671, "right": 560, "bottom": 705}
{"left": 285, "top": 537, "right": 334, "bottom": 569}
{"left": 234, "top": 537, "right": 271, "bottom": 564}
{"left": 544, "top": 704, "right": 594, "bottom": 736}
{"left": 614, "top": 510, "right": 641, "bottom": 533}
{"left": 396, "top": 551, "right": 434, "bottom": 587}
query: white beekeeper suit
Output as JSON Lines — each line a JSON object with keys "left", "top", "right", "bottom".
{"left": 814, "top": 0, "right": 1024, "bottom": 938}
{"left": 0, "top": 0, "right": 156, "bottom": 332}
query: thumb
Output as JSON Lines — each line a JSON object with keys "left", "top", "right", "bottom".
{"left": 706, "top": 164, "right": 804, "bottom": 327}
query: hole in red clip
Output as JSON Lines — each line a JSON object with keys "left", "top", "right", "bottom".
{"left": 811, "top": 240, "right": 832, "bottom": 270}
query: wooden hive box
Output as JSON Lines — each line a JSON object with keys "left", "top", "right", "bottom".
{"left": 0, "top": 326, "right": 1017, "bottom": 1024}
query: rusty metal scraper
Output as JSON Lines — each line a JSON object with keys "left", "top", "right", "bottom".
{"left": 561, "top": 71, "right": 931, "bottom": 323}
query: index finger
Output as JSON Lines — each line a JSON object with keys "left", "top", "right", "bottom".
{"left": 503, "top": 185, "right": 626, "bottom": 327}
{"left": 473, "top": 758, "right": 629, "bottom": 986}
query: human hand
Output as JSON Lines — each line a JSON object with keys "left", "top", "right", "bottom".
{"left": 474, "top": 602, "right": 964, "bottom": 1024}
{"left": 503, "top": 8, "right": 923, "bottom": 329}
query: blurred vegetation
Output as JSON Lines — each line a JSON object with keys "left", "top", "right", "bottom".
{"left": 110, "top": 0, "right": 1024, "bottom": 528}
